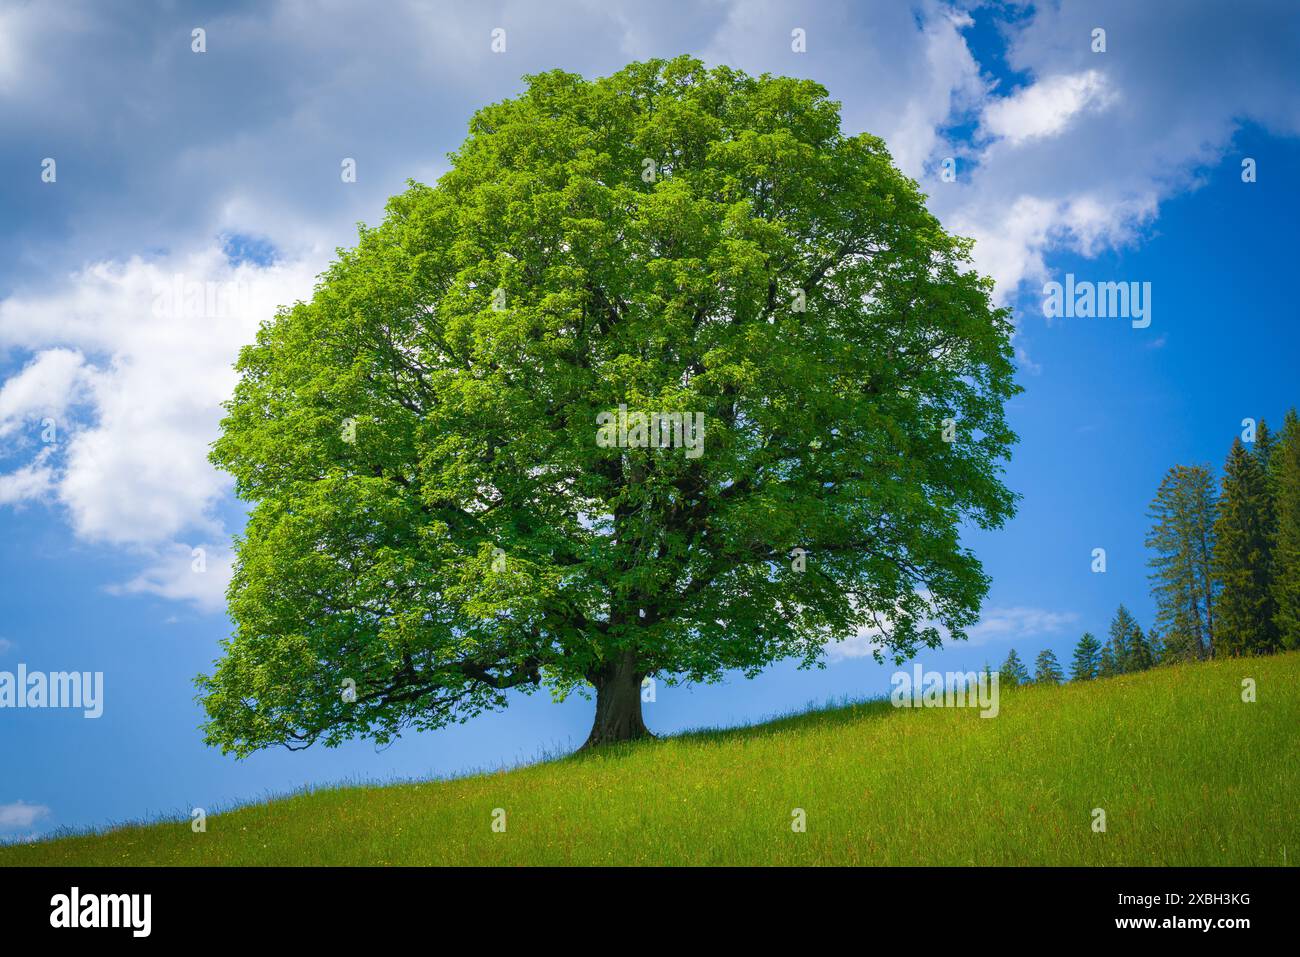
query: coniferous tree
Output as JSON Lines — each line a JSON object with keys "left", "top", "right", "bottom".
{"left": 1070, "top": 632, "right": 1101, "bottom": 680}
{"left": 1254, "top": 419, "right": 1277, "bottom": 475}
{"left": 1034, "top": 648, "right": 1064, "bottom": 684}
{"left": 1125, "top": 623, "right": 1155, "bottom": 672}
{"left": 999, "top": 649, "right": 1030, "bottom": 687}
{"left": 1213, "top": 438, "right": 1279, "bottom": 655}
{"left": 1098, "top": 641, "right": 1118, "bottom": 678}
{"left": 1158, "top": 622, "right": 1201, "bottom": 663}
{"left": 1147, "top": 628, "right": 1168, "bottom": 665}
{"left": 1255, "top": 420, "right": 1279, "bottom": 637}
{"left": 1106, "top": 604, "right": 1139, "bottom": 673}
{"left": 1271, "top": 409, "right": 1300, "bottom": 649}
{"left": 1146, "top": 464, "right": 1218, "bottom": 660}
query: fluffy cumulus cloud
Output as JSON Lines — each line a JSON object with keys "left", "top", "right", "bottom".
{"left": 1, "top": 0, "right": 1297, "bottom": 612}
{"left": 980, "top": 69, "right": 1115, "bottom": 146}
{"left": 935, "top": 0, "right": 1300, "bottom": 298}
{"left": 0, "top": 250, "right": 316, "bottom": 607}
{"left": 0, "top": 348, "right": 88, "bottom": 440}
{"left": 0, "top": 250, "right": 316, "bottom": 543}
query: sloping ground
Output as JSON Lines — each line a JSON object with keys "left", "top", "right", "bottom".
{"left": 4, "top": 652, "right": 1297, "bottom": 866}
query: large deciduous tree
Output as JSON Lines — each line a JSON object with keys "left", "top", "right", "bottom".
{"left": 197, "top": 58, "right": 1019, "bottom": 754}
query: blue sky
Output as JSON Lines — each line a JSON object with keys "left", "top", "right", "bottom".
{"left": 2, "top": 0, "right": 1298, "bottom": 839}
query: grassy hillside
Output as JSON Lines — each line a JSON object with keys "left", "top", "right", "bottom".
{"left": 5, "top": 652, "right": 1298, "bottom": 866}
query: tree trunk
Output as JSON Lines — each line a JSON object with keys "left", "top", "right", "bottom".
{"left": 580, "top": 651, "right": 652, "bottom": 750}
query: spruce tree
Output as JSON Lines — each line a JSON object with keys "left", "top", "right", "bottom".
{"left": 999, "top": 649, "right": 1030, "bottom": 687}
{"left": 1254, "top": 419, "right": 1277, "bottom": 474}
{"left": 1146, "top": 464, "right": 1217, "bottom": 659}
{"left": 1107, "top": 605, "right": 1139, "bottom": 673}
{"left": 1255, "top": 420, "right": 1279, "bottom": 639}
{"left": 1034, "top": 648, "right": 1065, "bottom": 684}
{"left": 1098, "top": 641, "right": 1117, "bottom": 678}
{"left": 1070, "top": 632, "right": 1101, "bottom": 680}
{"left": 1213, "top": 437, "right": 1279, "bottom": 655}
{"left": 1147, "top": 628, "right": 1168, "bottom": 665}
{"left": 1271, "top": 409, "right": 1300, "bottom": 649}
{"left": 1125, "top": 623, "right": 1155, "bottom": 672}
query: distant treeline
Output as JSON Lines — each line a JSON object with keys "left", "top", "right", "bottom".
{"left": 997, "top": 408, "right": 1300, "bottom": 685}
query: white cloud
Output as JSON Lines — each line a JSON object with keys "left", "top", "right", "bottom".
{"left": 0, "top": 348, "right": 88, "bottom": 441}
{"left": 966, "top": 607, "right": 1079, "bottom": 646}
{"left": 829, "top": 604, "right": 1078, "bottom": 661}
{"left": 927, "top": 1, "right": 1300, "bottom": 316}
{"left": 0, "top": 800, "right": 50, "bottom": 830}
{"left": 947, "top": 192, "right": 1159, "bottom": 304}
{"left": 0, "top": 248, "right": 315, "bottom": 610}
{"left": 880, "top": 8, "right": 989, "bottom": 178}
{"left": 981, "top": 70, "right": 1116, "bottom": 146}
{"left": 0, "top": 249, "right": 318, "bottom": 548}
{"left": 0, "top": 456, "right": 57, "bottom": 507}
{"left": 109, "top": 542, "right": 235, "bottom": 614}
{"left": 948, "top": 195, "right": 1059, "bottom": 302}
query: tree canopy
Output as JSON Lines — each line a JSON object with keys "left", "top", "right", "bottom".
{"left": 197, "top": 57, "right": 1019, "bottom": 753}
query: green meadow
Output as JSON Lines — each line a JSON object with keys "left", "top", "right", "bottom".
{"left": 4, "top": 652, "right": 1297, "bottom": 866}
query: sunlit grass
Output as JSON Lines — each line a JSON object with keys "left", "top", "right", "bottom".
{"left": 4, "top": 651, "right": 1297, "bottom": 866}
